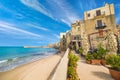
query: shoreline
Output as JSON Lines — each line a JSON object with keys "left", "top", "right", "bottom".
{"left": 0, "top": 51, "right": 64, "bottom": 80}
{"left": 0, "top": 49, "right": 59, "bottom": 72}
{"left": 0, "top": 54, "right": 53, "bottom": 72}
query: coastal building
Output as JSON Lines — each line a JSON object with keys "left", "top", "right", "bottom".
{"left": 83, "top": 3, "right": 117, "bottom": 49}
{"left": 66, "top": 31, "right": 71, "bottom": 48}
{"left": 60, "top": 3, "right": 118, "bottom": 52}
{"left": 60, "top": 32, "right": 67, "bottom": 51}
{"left": 117, "top": 24, "right": 120, "bottom": 38}
{"left": 84, "top": 3, "right": 116, "bottom": 34}
{"left": 48, "top": 42, "right": 60, "bottom": 49}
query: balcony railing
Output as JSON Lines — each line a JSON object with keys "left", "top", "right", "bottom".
{"left": 95, "top": 23, "right": 106, "bottom": 29}
{"left": 93, "top": 12, "right": 105, "bottom": 19}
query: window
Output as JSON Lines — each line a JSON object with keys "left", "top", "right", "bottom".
{"left": 96, "top": 20, "right": 106, "bottom": 29}
{"left": 96, "top": 10, "right": 101, "bottom": 16}
{"left": 97, "top": 20, "right": 102, "bottom": 27}
{"left": 88, "top": 13, "right": 90, "bottom": 17}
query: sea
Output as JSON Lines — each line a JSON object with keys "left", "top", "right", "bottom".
{"left": 0, "top": 47, "right": 58, "bottom": 72}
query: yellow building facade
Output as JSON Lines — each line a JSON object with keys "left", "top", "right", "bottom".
{"left": 84, "top": 3, "right": 116, "bottom": 35}
{"left": 60, "top": 3, "right": 118, "bottom": 51}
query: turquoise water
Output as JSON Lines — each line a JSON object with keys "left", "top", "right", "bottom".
{"left": 0, "top": 47, "right": 58, "bottom": 72}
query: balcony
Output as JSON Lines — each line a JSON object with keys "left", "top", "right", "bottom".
{"left": 95, "top": 23, "right": 106, "bottom": 29}
{"left": 93, "top": 12, "right": 105, "bottom": 19}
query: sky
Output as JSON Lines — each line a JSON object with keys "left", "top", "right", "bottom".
{"left": 0, "top": 0, "right": 120, "bottom": 46}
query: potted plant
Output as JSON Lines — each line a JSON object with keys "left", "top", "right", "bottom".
{"left": 91, "top": 52, "right": 101, "bottom": 65}
{"left": 86, "top": 53, "right": 92, "bottom": 64}
{"left": 90, "top": 44, "right": 107, "bottom": 65}
{"left": 106, "top": 54, "right": 120, "bottom": 80}
{"left": 97, "top": 44, "right": 107, "bottom": 65}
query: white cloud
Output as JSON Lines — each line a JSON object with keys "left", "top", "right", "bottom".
{"left": 47, "top": 0, "right": 80, "bottom": 26}
{"left": 21, "top": 0, "right": 80, "bottom": 26}
{"left": 0, "top": 21, "right": 42, "bottom": 38}
{"left": 20, "top": 0, "right": 53, "bottom": 18}
{"left": 79, "top": 2, "right": 84, "bottom": 11}
{"left": 53, "top": 34, "right": 59, "bottom": 39}
{"left": 79, "top": 0, "right": 97, "bottom": 10}
{"left": 56, "top": 0, "right": 79, "bottom": 22}
{"left": 0, "top": 3, "right": 25, "bottom": 20}
{"left": 61, "top": 19, "right": 71, "bottom": 26}
{"left": 26, "top": 23, "right": 49, "bottom": 31}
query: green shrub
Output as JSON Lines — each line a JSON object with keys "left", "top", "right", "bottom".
{"left": 86, "top": 53, "right": 92, "bottom": 60}
{"left": 86, "top": 44, "right": 107, "bottom": 60}
{"left": 91, "top": 44, "right": 107, "bottom": 60}
{"left": 106, "top": 54, "right": 120, "bottom": 71}
{"left": 92, "top": 52, "right": 101, "bottom": 59}
{"left": 68, "top": 52, "right": 79, "bottom": 67}
{"left": 67, "top": 66, "right": 78, "bottom": 80}
{"left": 67, "top": 66, "right": 74, "bottom": 78}
{"left": 67, "top": 51, "right": 79, "bottom": 80}
{"left": 78, "top": 47, "right": 83, "bottom": 54}
{"left": 87, "top": 52, "right": 104, "bottom": 60}
{"left": 97, "top": 44, "right": 107, "bottom": 59}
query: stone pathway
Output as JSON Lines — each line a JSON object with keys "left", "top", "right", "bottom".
{"left": 77, "top": 57, "right": 114, "bottom": 80}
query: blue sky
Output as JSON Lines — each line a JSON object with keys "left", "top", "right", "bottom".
{"left": 0, "top": 0, "right": 120, "bottom": 46}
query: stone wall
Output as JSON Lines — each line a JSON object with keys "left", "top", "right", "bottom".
{"left": 50, "top": 48, "right": 69, "bottom": 80}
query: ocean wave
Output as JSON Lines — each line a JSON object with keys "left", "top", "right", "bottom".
{"left": 0, "top": 51, "right": 56, "bottom": 72}
{"left": 0, "top": 60, "right": 8, "bottom": 64}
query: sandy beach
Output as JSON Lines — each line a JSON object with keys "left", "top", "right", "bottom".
{"left": 0, "top": 52, "right": 64, "bottom": 80}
